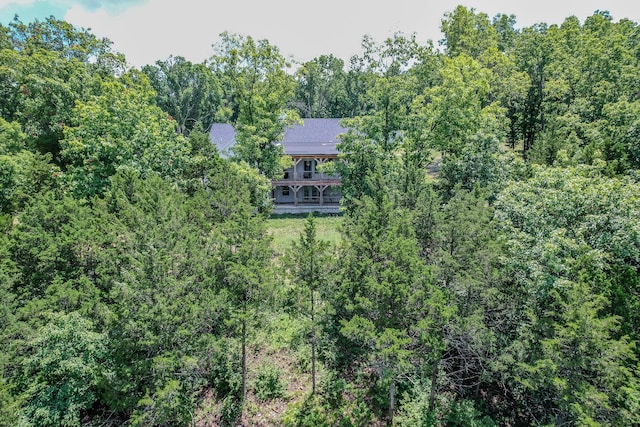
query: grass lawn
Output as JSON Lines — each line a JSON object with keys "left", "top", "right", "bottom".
{"left": 267, "top": 215, "right": 342, "bottom": 257}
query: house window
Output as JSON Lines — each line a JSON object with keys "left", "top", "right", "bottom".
{"left": 282, "top": 188, "right": 290, "bottom": 196}
{"left": 303, "top": 161, "right": 313, "bottom": 179}
{"left": 303, "top": 186, "right": 318, "bottom": 200}
{"left": 283, "top": 171, "right": 289, "bottom": 179}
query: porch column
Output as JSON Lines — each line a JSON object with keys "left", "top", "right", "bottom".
{"left": 291, "top": 185, "right": 301, "bottom": 206}
{"left": 315, "top": 185, "right": 328, "bottom": 205}
{"left": 292, "top": 158, "right": 302, "bottom": 180}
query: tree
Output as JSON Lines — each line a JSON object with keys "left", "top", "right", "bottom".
{"left": 597, "top": 99, "right": 640, "bottom": 174}
{"left": 343, "top": 33, "right": 427, "bottom": 153}
{"left": 0, "top": 17, "right": 124, "bottom": 160}
{"left": 426, "top": 189, "right": 506, "bottom": 412}
{"left": 513, "top": 24, "right": 551, "bottom": 155}
{"left": 410, "top": 54, "right": 510, "bottom": 199}
{"left": 333, "top": 173, "right": 448, "bottom": 422}
{"left": 518, "top": 279, "right": 639, "bottom": 425}
{"left": 492, "top": 13, "right": 518, "bottom": 52}
{"left": 215, "top": 208, "right": 273, "bottom": 399}
{"left": 142, "top": 56, "right": 221, "bottom": 135}
{"left": 60, "top": 77, "right": 191, "bottom": 198}
{"left": 286, "top": 214, "right": 331, "bottom": 394}
{"left": 335, "top": 34, "right": 432, "bottom": 212}
{"left": 7, "top": 191, "right": 103, "bottom": 307}
{"left": 96, "top": 171, "right": 224, "bottom": 420}
{"left": 440, "top": 6, "right": 499, "bottom": 59}
{"left": 210, "top": 32, "right": 297, "bottom": 178}
{"left": 7, "top": 16, "right": 120, "bottom": 66}
{"left": 18, "top": 312, "right": 108, "bottom": 427}
{"left": 412, "top": 54, "right": 498, "bottom": 157}
{"left": 493, "top": 165, "right": 640, "bottom": 423}
{"left": 180, "top": 122, "right": 223, "bottom": 195}
{"left": 0, "top": 118, "right": 59, "bottom": 215}
{"left": 0, "top": 47, "right": 99, "bottom": 159}
{"left": 293, "top": 54, "right": 349, "bottom": 118}
{"left": 0, "top": 228, "right": 19, "bottom": 426}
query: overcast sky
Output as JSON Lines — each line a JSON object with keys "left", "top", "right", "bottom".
{"left": 1, "top": 0, "right": 639, "bottom": 68}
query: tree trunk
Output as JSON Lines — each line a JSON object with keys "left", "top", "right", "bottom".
{"left": 241, "top": 318, "right": 247, "bottom": 399}
{"left": 311, "top": 290, "right": 316, "bottom": 395}
{"left": 388, "top": 379, "right": 395, "bottom": 424}
{"left": 428, "top": 358, "right": 439, "bottom": 411}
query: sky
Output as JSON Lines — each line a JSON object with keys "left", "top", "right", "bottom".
{"left": 1, "top": 0, "right": 639, "bottom": 68}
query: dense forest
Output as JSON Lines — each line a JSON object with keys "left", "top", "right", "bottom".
{"left": 1, "top": 5, "right": 640, "bottom": 426}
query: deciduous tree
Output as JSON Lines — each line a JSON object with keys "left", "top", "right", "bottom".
{"left": 210, "top": 33, "right": 297, "bottom": 178}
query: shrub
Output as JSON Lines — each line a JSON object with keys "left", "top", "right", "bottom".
{"left": 254, "top": 364, "right": 286, "bottom": 401}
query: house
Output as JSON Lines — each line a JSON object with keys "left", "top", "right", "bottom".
{"left": 209, "top": 118, "right": 346, "bottom": 214}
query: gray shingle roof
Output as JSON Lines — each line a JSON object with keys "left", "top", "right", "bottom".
{"left": 209, "top": 118, "right": 347, "bottom": 157}
{"left": 208, "top": 123, "right": 236, "bottom": 157}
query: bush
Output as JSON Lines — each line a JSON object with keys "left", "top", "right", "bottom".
{"left": 130, "top": 380, "right": 194, "bottom": 427}
{"left": 220, "top": 395, "right": 242, "bottom": 427}
{"left": 254, "top": 364, "right": 286, "bottom": 401}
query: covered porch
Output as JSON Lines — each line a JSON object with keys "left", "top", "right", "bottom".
{"left": 271, "top": 182, "right": 341, "bottom": 207}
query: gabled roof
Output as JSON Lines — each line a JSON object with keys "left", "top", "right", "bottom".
{"left": 208, "top": 123, "right": 236, "bottom": 156}
{"left": 209, "top": 118, "right": 347, "bottom": 157}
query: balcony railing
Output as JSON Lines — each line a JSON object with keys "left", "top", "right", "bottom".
{"left": 279, "top": 171, "right": 339, "bottom": 181}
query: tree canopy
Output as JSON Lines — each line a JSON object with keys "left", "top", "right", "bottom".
{"left": 1, "top": 8, "right": 640, "bottom": 426}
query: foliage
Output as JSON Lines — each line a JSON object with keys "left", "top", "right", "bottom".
{"left": 210, "top": 32, "right": 298, "bottom": 178}
{"left": 142, "top": 55, "right": 221, "bottom": 135}
{"left": 219, "top": 395, "right": 242, "bottom": 427}
{"left": 18, "top": 312, "right": 108, "bottom": 427}
{"left": 282, "top": 373, "right": 373, "bottom": 427}
{"left": 285, "top": 214, "right": 332, "bottom": 394}
{"left": 60, "top": 78, "right": 191, "bottom": 198}
{"left": 393, "top": 389, "right": 496, "bottom": 427}
{"left": 2, "top": 10, "right": 640, "bottom": 427}
{"left": 0, "top": 17, "right": 123, "bottom": 160}
{"left": 294, "top": 55, "right": 350, "bottom": 118}
{"left": 254, "top": 363, "right": 286, "bottom": 401}
{"left": 0, "top": 118, "right": 59, "bottom": 214}
{"left": 494, "top": 165, "right": 640, "bottom": 423}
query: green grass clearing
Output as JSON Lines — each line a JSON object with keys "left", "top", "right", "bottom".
{"left": 267, "top": 215, "right": 342, "bottom": 257}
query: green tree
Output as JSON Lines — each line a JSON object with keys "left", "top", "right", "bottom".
{"left": 142, "top": 56, "right": 221, "bottom": 135}
{"left": 293, "top": 54, "right": 349, "bottom": 118}
{"left": 412, "top": 54, "right": 498, "bottom": 157}
{"left": 210, "top": 32, "right": 297, "bottom": 178}
{"left": 410, "top": 54, "right": 510, "bottom": 198}
{"left": 215, "top": 208, "right": 273, "bottom": 399}
{"left": 440, "top": 6, "right": 499, "bottom": 59}
{"left": 0, "top": 48, "right": 98, "bottom": 159}
{"left": 7, "top": 192, "right": 103, "bottom": 309}
{"left": 518, "top": 279, "right": 639, "bottom": 425}
{"left": 494, "top": 165, "right": 640, "bottom": 423}
{"left": 180, "top": 122, "right": 223, "bottom": 195}
{"left": 492, "top": 13, "right": 518, "bottom": 52}
{"left": 513, "top": 24, "right": 551, "bottom": 155}
{"left": 0, "top": 17, "right": 123, "bottom": 160}
{"left": 7, "top": 16, "right": 121, "bottom": 67}
{"left": 97, "top": 171, "right": 223, "bottom": 420}
{"left": 0, "top": 230, "right": 19, "bottom": 426}
{"left": 597, "top": 99, "right": 640, "bottom": 173}
{"left": 427, "top": 190, "right": 506, "bottom": 412}
{"left": 286, "top": 214, "right": 331, "bottom": 394}
{"left": 356, "top": 33, "right": 424, "bottom": 150}
{"left": 18, "top": 312, "right": 108, "bottom": 427}
{"left": 333, "top": 174, "right": 448, "bottom": 422}
{"left": 60, "top": 77, "right": 191, "bottom": 198}
{"left": 0, "top": 118, "right": 59, "bottom": 215}
{"left": 335, "top": 34, "right": 431, "bottom": 212}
